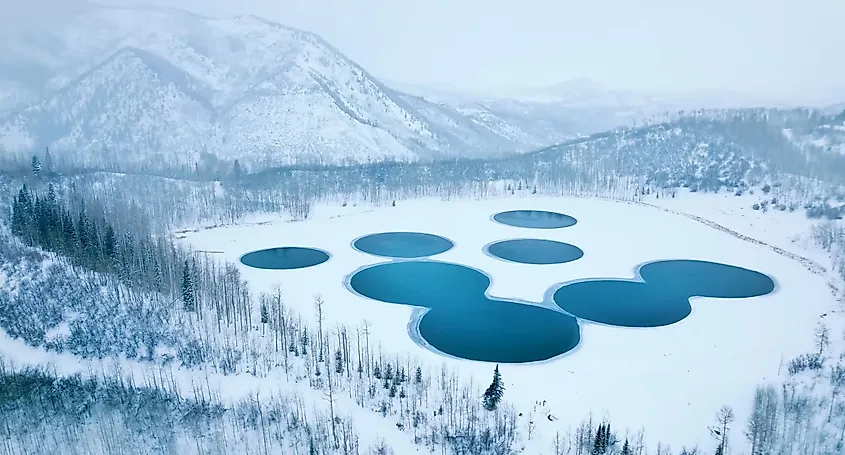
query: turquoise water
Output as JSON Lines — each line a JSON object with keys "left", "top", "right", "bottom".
{"left": 493, "top": 210, "right": 577, "bottom": 229}
{"left": 353, "top": 232, "right": 454, "bottom": 258}
{"left": 486, "top": 239, "right": 584, "bottom": 265}
{"left": 348, "top": 258, "right": 775, "bottom": 362}
{"left": 552, "top": 260, "right": 776, "bottom": 327}
{"left": 240, "top": 247, "right": 330, "bottom": 270}
{"left": 348, "top": 260, "right": 580, "bottom": 363}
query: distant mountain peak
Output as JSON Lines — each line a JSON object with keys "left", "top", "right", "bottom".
{"left": 0, "top": 6, "right": 593, "bottom": 169}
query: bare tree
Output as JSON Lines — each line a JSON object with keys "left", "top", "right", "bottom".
{"left": 745, "top": 385, "right": 778, "bottom": 455}
{"left": 816, "top": 323, "right": 830, "bottom": 356}
{"left": 315, "top": 294, "right": 325, "bottom": 362}
{"left": 830, "top": 363, "right": 845, "bottom": 423}
{"left": 712, "top": 406, "right": 735, "bottom": 454}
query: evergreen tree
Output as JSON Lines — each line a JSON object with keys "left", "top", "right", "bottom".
{"left": 104, "top": 225, "right": 118, "bottom": 270}
{"left": 10, "top": 195, "right": 24, "bottom": 238}
{"left": 592, "top": 423, "right": 612, "bottom": 454}
{"left": 181, "top": 260, "right": 196, "bottom": 312}
{"left": 482, "top": 364, "right": 504, "bottom": 411}
{"left": 334, "top": 348, "right": 343, "bottom": 374}
{"left": 153, "top": 259, "right": 164, "bottom": 291}
{"left": 593, "top": 424, "right": 605, "bottom": 455}
{"left": 76, "top": 211, "right": 89, "bottom": 256}
{"left": 231, "top": 159, "right": 243, "bottom": 181}
{"left": 13, "top": 185, "right": 34, "bottom": 244}
{"left": 260, "top": 301, "right": 269, "bottom": 324}
{"left": 43, "top": 147, "right": 53, "bottom": 176}
{"left": 31, "top": 155, "right": 42, "bottom": 178}
{"left": 300, "top": 327, "right": 309, "bottom": 355}
{"left": 414, "top": 366, "right": 423, "bottom": 384}
{"left": 621, "top": 439, "right": 631, "bottom": 455}
{"left": 87, "top": 220, "right": 100, "bottom": 265}
{"left": 60, "top": 209, "right": 76, "bottom": 254}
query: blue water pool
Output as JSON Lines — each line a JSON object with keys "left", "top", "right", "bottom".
{"left": 352, "top": 232, "right": 454, "bottom": 258}
{"left": 347, "top": 257, "right": 775, "bottom": 362}
{"left": 492, "top": 210, "right": 577, "bottom": 229}
{"left": 348, "top": 260, "right": 580, "bottom": 363}
{"left": 240, "top": 247, "right": 330, "bottom": 270}
{"left": 485, "top": 238, "right": 584, "bottom": 265}
{"left": 552, "top": 260, "right": 776, "bottom": 327}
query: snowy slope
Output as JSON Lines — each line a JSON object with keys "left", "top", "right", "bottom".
{"left": 0, "top": 6, "right": 573, "bottom": 168}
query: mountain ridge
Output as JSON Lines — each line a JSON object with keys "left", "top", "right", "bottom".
{"left": 0, "top": 6, "right": 591, "bottom": 169}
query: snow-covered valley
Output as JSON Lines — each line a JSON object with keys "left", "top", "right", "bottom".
{"left": 177, "top": 192, "right": 843, "bottom": 450}
{"left": 3, "top": 186, "right": 844, "bottom": 454}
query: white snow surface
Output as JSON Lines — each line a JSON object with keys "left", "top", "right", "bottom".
{"left": 176, "top": 193, "right": 841, "bottom": 451}
{"left": 1, "top": 191, "right": 841, "bottom": 453}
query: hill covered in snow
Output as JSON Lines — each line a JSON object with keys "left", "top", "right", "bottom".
{"left": 0, "top": 6, "right": 595, "bottom": 170}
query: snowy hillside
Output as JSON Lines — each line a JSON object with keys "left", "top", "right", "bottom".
{"left": 0, "top": 6, "right": 579, "bottom": 169}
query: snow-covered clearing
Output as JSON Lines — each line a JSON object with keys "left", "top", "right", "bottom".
{"left": 178, "top": 193, "right": 842, "bottom": 450}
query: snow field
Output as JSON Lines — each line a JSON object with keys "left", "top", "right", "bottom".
{"left": 182, "top": 194, "right": 839, "bottom": 450}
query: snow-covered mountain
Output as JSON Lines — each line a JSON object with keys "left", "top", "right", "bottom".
{"left": 0, "top": 6, "right": 589, "bottom": 169}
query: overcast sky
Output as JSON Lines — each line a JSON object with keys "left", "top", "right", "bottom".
{"left": 6, "top": 0, "right": 845, "bottom": 102}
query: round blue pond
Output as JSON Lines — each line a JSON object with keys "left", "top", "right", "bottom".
{"left": 348, "top": 260, "right": 580, "bottom": 363}
{"left": 353, "top": 232, "right": 454, "bottom": 258}
{"left": 553, "top": 260, "right": 776, "bottom": 327}
{"left": 493, "top": 210, "right": 577, "bottom": 229}
{"left": 240, "top": 247, "right": 330, "bottom": 270}
{"left": 485, "top": 239, "right": 584, "bottom": 265}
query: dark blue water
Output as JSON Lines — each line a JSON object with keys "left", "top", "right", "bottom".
{"left": 553, "top": 260, "right": 776, "bottom": 327}
{"left": 348, "top": 260, "right": 580, "bottom": 363}
{"left": 493, "top": 210, "right": 577, "bottom": 229}
{"left": 348, "top": 258, "right": 775, "bottom": 362}
{"left": 353, "top": 232, "right": 454, "bottom": 258}
{"left": 486, "top": 239, "right": 584, "bottom": 265}
{"left": 240, "top": 247, "right": 330, "bottom": 270}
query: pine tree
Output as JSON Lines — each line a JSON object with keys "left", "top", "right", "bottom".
{"left": 87, "top": 220, "right": 100, "bottom": 265}
{"left": 300, "top": 327, "right": 309, "bottom": 355}
{"left": 153, "top": 259, "right": 164, "bottom": 291}
{"left": 334, "top": 348, "right": 344, "bottom": 374}
{"left": 592, "top": 423, "right": 613, "bottom": 454}
{"left": 76, "top": 211, "right": 89, "bottom": 257}
{"left": 231, "top": 159, "right": 243, "bottom": 181}
{"left": 482, "top": 364, "right": 504, "bottom": 411}
{"left": 260, "top": 299, "right": 269, "bottom": 324}
{"left": 60, "top": 209, "right": 76, "bottom": 254}
{"left": 11, "top": 195, "right": 24, "bottom": 237}
{"left": 104, "top": 225, "right": 118, "bottom": 270}
{"left": 181, "top": 260, "right": 196, "bottom": 312}
{"left": 13, "top": 185, "right": 34, "bottom": 244}
{"left": 414, "top": 366, "right": 423, "bottom": 384}
{"left": 593, "top": 424, "right": 605, "bottom": 455}
{"left": 31, "top": 155, "right": 42, "bottom": 178}
{"left": 621, "top": 439, "right": 631, "bottom": 455}
{"left": 43, "top": 147, "right": 53, "bottom": 176}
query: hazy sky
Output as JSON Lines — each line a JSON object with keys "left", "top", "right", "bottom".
{"left": 7, "top": 0, "right": 845, "bottom": 101}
